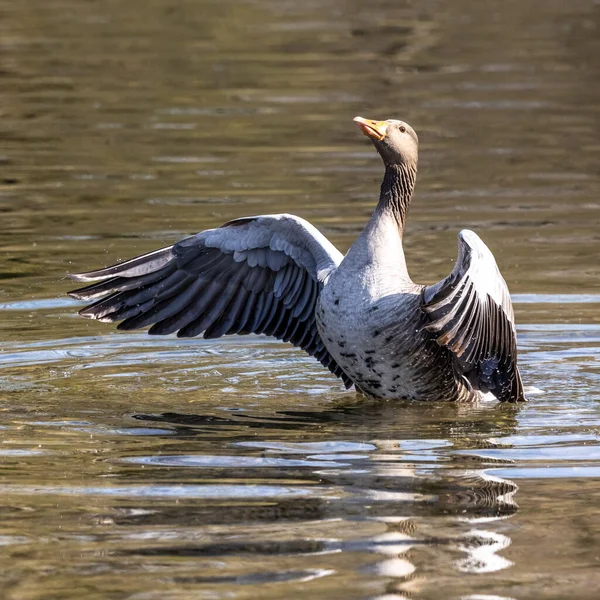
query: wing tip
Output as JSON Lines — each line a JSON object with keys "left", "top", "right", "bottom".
{"left": 458, "top": 228, "right": 480, "bottom": 244}
{"left": 67, "top": 272, "right": 98, "bottom": 283}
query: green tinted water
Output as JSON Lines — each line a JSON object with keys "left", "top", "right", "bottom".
{"left": 1, "top": 0, "right": 600, "bottom": 598}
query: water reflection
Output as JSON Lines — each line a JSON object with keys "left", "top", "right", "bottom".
{"left": 2, "top": 0, "right": 600, "bottom": 597}
{"left": 1, "top": 294, "right": 599, "bottom": 597}
{"left": 121, "top": 400, "right": 520, "bottom": 594}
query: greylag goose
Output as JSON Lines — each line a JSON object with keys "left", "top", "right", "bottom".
{"left": 68, "top": 116, "right": 525, "bottom": 403}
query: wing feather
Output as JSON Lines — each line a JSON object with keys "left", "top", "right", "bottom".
{"left": 68, "top": 214, "right": 348, "bottom": 385}
{"left": 68, "top": 246, "right": 175, "bottom": 282}
{"left": 423, "top": 229, "right": 525, "bottom": 402}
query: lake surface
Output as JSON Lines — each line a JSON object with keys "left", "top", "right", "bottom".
{"left": 1, "top": 0, "right": 600, "bottom": 598}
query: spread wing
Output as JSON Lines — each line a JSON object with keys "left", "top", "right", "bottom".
{"left": 68, "top": 214, "right": 352, "bottom": 387}
{"left": 422, "top": 229, "right": 525, "bottom": 402}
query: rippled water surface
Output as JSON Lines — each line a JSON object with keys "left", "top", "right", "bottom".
{"left": 2, "top": 0, "right": 600, "bottom": 598}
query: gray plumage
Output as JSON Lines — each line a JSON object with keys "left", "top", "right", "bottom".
{"left": 68, "top": 116, "right": 525, "bottom": 403}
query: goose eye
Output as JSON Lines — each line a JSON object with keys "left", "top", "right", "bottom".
{"left": 399, "top": 125, "right": 406, "bottom": 133}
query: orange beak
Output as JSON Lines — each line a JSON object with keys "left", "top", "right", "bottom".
{"left": 353, "top": 116, "right": 388, "bottom": 141}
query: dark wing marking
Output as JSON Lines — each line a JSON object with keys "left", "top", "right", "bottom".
{"left": 69, "top": 214, "right": 352, "bottom": 388}
{"left": 422, "top": 229, "right": 525, "bottom": 402}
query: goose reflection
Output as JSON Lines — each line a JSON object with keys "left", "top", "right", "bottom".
{"left": 128, "top": 399, "right": 521, "bottom": 595}
{"left": 355, "top": 468, "right": 517, "bottom": 599}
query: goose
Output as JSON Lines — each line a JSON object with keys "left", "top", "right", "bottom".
{"left": 68, "top": 116, "right": 525, "bottom": 403}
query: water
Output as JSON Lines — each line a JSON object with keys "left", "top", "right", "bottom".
{"left": 1, "top": 0, "right": 600, "bottom": 598}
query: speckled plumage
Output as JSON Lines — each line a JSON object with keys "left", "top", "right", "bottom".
{"left": 315, "top": 156, "right": 473, "bottom": 401}
{"left": 68, "top": 117, "right": 524, "bottom": 403}
{"left": 317, "top": 281, "right": 470, "bottom": 400}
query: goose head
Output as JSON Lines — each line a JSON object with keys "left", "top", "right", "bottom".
{"left": 354, "top": 116, "right": 419, "bottom": 168}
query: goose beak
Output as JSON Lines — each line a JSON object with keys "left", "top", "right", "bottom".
{"left": 353, "top": 116, "right": 388, "bottom": 141}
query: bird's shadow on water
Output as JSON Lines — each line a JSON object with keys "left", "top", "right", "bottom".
{"left": 133, "top": 393, "right": 523, "bottom": 444}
